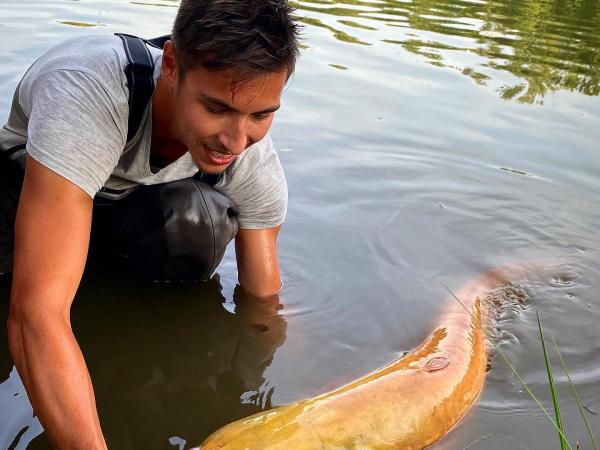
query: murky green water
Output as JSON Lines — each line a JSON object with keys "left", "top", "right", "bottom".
{"left": 1, "top": 0, "right": 599, "bottom": 449}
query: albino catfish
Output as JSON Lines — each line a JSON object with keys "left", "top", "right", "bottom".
{"left": 194, "top": 265, "right": 531, "bottom": 449}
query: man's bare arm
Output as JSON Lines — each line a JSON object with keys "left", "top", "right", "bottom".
{"left": 235, "top": 226, "right": 282, "bottom": 298}
{"left": 7, "top": 156, "right": 107, "bottom": 449}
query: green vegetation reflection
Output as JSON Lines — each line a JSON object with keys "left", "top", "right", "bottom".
{"left": 59, "top": 21, "right": 104, "bottom": 28}
{"left": 292, "top": 0, "right": 600, "bottom": 103}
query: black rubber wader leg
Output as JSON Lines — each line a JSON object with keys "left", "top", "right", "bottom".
{"left": 91, "top": 178, "right": 239, "bottom": 282}
{"left": 0, "top": 157, "right": 24, "bottom": 275}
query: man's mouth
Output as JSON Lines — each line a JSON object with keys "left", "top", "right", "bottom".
{"left": 204, "top": 144, "right": 236, "bottom": 166}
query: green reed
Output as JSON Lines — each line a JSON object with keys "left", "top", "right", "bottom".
{"left": 537, "top": 312, "right": 600, "bottom": 450}
{"left": 552, "top": 336, "right": 599, "bottom": 450}
{"left": 537, "top": 311, "right": 568, "bottom": 450}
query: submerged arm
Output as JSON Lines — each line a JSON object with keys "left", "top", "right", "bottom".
{"left": 235, "top": 226, "right": 282, "bottom": 298}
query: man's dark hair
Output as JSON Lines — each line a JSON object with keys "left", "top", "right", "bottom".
{"left": 172, "top": 0, "right": 300, "bottom": 80}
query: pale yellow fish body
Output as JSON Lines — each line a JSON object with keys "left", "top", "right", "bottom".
{"left": 197, "top": 268, "right": 521, "bottom": 449}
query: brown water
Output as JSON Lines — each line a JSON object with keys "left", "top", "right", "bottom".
{"left": 1, "top": 0, "right": 599, "bottom": 449}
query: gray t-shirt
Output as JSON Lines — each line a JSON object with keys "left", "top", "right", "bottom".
{"left": 0, "top": 35, "right": 287, "bottom": 229}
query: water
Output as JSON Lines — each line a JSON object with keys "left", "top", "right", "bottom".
{"left": 1, "top": 0, "right": 599, "bottom": 448}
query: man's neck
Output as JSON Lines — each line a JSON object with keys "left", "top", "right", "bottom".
{"left": 150, "top": 77, "right": 187, "bottom": 168}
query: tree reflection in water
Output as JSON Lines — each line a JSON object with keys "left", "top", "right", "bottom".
{"left": 293, "top": 0, "right": 600, "bottom": 103}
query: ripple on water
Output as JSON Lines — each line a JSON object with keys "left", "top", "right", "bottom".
{"left": 1, "top": 0, "right": 599, "bottom": 449}
{"left": 484, "top": 281, "right": 530, "bottom": 336}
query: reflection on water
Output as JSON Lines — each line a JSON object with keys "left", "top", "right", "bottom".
{"left": 1, "top": 0, "right": 599, "bottom": 448}
{"left": 59, "top": 21, "right": 105, "bottom": 28}
{"left": 291, "top": 0, "right": 600, "bottom": 103}
{"left": 300, "top": 16, "right": 372, "bottom": 45}
{"left": 0, "top": 270, "right": 287, "bottom": 450}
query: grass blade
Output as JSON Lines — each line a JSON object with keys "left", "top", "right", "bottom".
{"left": 438, "top": 279, "right": 573, "bottom": 449}
{"left": 552, "top": 336, "right": 600, "bottom": 450}
{"left": 537, "top": 310, "right": 568, "bottom": 450}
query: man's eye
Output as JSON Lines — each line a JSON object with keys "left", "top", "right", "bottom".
{"left": 205, "top": 104, "right": 227, "bottom": 115}
{"left": 252, "top": 112, "right": 271, "bottom": 121}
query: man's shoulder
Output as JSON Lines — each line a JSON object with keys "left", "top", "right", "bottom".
{"left": 217, "top": 134, "right": 288, "bottom": 229}
{"left": 13, "top": 35, "right": 140, "bottom": 198}
{"left": 38, "top": 34, "right": 126, "bottom": 71}
{"left": 21, "top": 34, "right": 130, "bottom": 100}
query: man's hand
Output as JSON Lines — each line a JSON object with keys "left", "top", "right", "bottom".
{"left": 235, "top": 226, "right": 282, "bottom": 297}
{"left": 7, "top": 156, "right": 107, "bottom": 449}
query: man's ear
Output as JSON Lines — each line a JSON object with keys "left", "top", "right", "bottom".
{"left": 161, "top": 40, "right": 179, "bottom": 84}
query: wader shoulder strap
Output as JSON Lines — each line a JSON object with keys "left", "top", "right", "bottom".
{"left": 116, "top": 33, "right": 159, "bottom": 145}
{"left": 146, "top": 35, "right": 171, "bottom": 50}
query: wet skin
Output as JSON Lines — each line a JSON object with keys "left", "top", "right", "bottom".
{"left": 194, "top": 267, "right": 526, "bottom": 449}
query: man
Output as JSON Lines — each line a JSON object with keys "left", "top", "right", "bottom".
{"left": 0, "top": 0, "right": 299, "bottom": 448}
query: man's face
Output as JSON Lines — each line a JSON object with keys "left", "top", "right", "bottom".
{"left": 166, "top": 55, "right": 287, "bottom": 174}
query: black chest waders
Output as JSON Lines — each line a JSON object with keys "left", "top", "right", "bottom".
{"left": 0, "top": 34, "right": 239, "bottom": 281}
{"left": 0, "top": 147, "right": 24, "bottom": 274}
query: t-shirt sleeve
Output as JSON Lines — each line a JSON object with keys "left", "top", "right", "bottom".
{"left": 217, "top": 134, "right": 288, "bottom": 229}
{"left": 24, "top": 69, "right": 127, "bottom": 198}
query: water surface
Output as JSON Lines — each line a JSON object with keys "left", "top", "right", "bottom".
{"left": 1, "top": 0, "right": 599, "bottom": 449}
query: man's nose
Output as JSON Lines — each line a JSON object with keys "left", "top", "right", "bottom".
{"left": 219, "top": 116, "right": 248, "bottom": 156}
